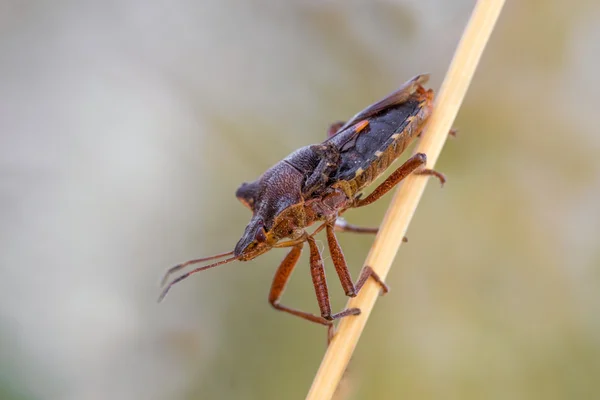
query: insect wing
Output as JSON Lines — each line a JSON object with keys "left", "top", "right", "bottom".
{"left": 336, "top": 74, "right": 430, "bottom": 134}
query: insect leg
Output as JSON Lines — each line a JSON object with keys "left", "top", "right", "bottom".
{"left": 325, "top": 223, "right": 355, "bottom": 296}
{"left": 307, "top": 236, "right": 360, "bottom": 321}
{"left": 335, "top": 219, "right": 409, "bottom": 242}
{"left": 353, "top": 266, "right": 389, "bottom": 294}
{"left": 326, "top": 223, "right": 391, "bottom": 298}
{"left": 414, "top": 169, "right": 446, "bottom": 186}
{"left": 268, "top": 243, "right": 337, "bottom": 340}
{"left": 354, "top": 153, "right": 428, "bottom": 208}
{"left": 335, "top": 218, "right": 377, "bottom": 234}
{"left": 353, "top": 153, "right": 445, "bottom": 207}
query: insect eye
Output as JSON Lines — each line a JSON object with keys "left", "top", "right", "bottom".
{"left": 255, "top": 227, "right": 267, "bottom": 243}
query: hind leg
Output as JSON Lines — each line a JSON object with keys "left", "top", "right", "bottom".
{"left": 355, "top": 153, "right": 445, "bottom": 208}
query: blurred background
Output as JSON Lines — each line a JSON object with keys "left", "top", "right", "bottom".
{"left": 1, "top": 0, "right": 599, "bottom": 399}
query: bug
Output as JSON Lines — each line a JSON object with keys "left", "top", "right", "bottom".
{"left": 159, "top": 74, "right": 445, "bottom": 340}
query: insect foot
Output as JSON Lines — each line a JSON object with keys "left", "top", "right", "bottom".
{"left": 415, "top": 168, "right": 447, "bottom": 187}
{"left": 325, "top": 307, "right": 361, "bottom": 321}
{"left": 325, "top": 308, "right": 362, "bottom": 345}
{"left": 371, "top": 271, "right": 389, "bottom": 295}
{"left": 356, "top": 266, "right": 389, "bottom": 295}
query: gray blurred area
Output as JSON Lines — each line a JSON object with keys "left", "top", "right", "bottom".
{"left": 1, "top": 0, "right": 599, "bottom": 399}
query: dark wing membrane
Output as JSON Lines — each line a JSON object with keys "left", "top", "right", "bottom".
{"left": 335, "top": 74, "right": 429, "bottom": 134}
{"left": 333, "top": 97, "right": 423, "bottom": 181}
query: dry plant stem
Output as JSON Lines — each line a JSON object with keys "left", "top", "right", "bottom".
{"left": 306, "top": 1, "right": 506, "bottom": 399}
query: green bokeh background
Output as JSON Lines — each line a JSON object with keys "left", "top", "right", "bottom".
{"left": 1, "top": 1, "right": 599, "bottom": 399}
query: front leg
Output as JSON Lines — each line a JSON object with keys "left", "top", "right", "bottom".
{"left": 268, "top": 242, "right": 336, "bottom": 340}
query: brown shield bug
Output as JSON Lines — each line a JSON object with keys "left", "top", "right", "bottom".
{"left": 159, "top": 74, "right": 445, "bottom": 340}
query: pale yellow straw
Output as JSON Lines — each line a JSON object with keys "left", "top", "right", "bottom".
{"left": 306, "top": 1, "right": 506, "bottom": 399}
